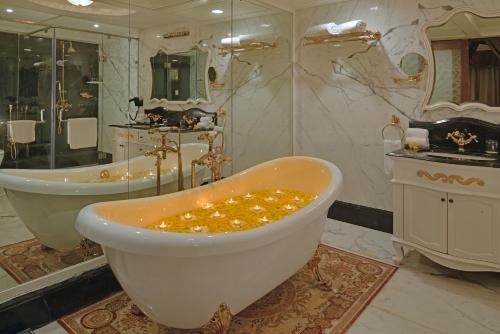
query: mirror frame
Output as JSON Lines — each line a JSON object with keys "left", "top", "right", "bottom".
{"left": 148, "top": 44, "right": 212, "bottom": 105}
{"left": 422, "top": 7, "right": 500, "bottom": 112}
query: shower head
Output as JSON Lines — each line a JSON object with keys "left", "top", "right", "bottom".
{"left": 67, "top": 42, "right": 77, "bottom": 54}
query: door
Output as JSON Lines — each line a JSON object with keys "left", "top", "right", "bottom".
{"left": 448, "top": 193, "right": 500, "bottom": 264}
{"left": 404, "top": 185, "right": 448, "bottom": 253}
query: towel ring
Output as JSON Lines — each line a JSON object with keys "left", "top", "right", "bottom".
{"left": 381, "top": 115, "right": 405, "bottom": 142}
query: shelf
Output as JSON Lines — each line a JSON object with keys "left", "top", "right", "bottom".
{"left": 304, "top": 30, "right": 381, "bottom": 46}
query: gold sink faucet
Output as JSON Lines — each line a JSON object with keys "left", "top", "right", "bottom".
{"left": 145, "top": 129, "right": 183, "bottom": 195}
{"left": 446, "top": 130, "right": 478, "bottom": 153}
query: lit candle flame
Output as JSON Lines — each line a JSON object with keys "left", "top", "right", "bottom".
{"left": 264, "top": 196, "right": 277, "bottom": 203}
{"left": 226, "top": 198, "right": 237, "bottom": 205}
{"left": 191, "top": 225, "right": 206, "bottom": 233}
{"left": 275, "top": 189, "right": 284, "bottom": 195}
{"left": 231, "top": 219, "right": 245, "bottom": 227}
{"left": 159, "top": 222, "right": 167, "bottom": 229}
{"left": 283, "top": 204, "right": 296, "bottom": 211}
{"left": 202, "top": 203, "right": 214, "bottom": 209}
{"left": 243, "top": 193, "right": 254, "bottom": 199}
{"left": 183, "top": 213, "right": 194, "bottom": 221}
{"left": 259, "top": 216, "right": 271, "bottom": 224}
{"left": 251, "top": 205, "right": 265, "bottom": 213}
{"left": 293, "top": 196, "right": 303, "bottom": 202}
{"left": 212, "top": 211, "right": 225, "bottom": 219}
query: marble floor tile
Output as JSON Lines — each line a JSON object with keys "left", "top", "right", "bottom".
{"left": 33, "top": 219, "right": 500, "bottom": 334}
{"left": 0, "top": 216, "right": 33, "bottom": 247}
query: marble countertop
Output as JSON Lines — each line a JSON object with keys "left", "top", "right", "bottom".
{"left": 109, "top": 123, "right": 212, "bottom": 133}
{"left": 388, "top": 149, "right": 500, "bottom": 169}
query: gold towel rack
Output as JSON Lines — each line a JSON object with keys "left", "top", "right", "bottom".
{"left": 381, "top": 115, "right": 405, "bottom": 142}
{"left": 304, "top": 30, "right": 381, "bottom": 46}
{"left": 219, "top": 42, "right": 277, "bottom": 56}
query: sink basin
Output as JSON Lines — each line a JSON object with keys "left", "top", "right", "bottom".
{"left": 424, "top": 152, "right": 497, "bottom": 162}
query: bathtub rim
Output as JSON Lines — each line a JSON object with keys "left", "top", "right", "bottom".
{"left": 0, "top": 143, "right": 208, "bottom": 196}
{"left": 75, "top": 156, "right": 343, "bottom": 257}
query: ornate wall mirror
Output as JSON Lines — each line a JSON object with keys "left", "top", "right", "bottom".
{"left": 150, "top": 45, "right": 210, "bottom": 104}
{"left": 423, "top": 9, "right": 500, "bottom": 112}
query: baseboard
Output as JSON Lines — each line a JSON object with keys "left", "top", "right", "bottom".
{"left": 328, "top": 201, "right": 393, "bottom": 234}
{"left": 0, "top": 265, "right": 120, "bottom": 333}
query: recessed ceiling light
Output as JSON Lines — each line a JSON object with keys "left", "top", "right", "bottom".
{"left": 211, "top": 9, "right": 224, "bottom": 14}
{"left": 155, "top": 34, "right": 162, "bottom": 38}
{"left": 5, "top": 8, "right": 14, "bottom": 13}
{"left": 260, "top": 24, "right": 271, "bottom": 28}
{"left": 24, "top": 48, "right": 32, "bottom": 52}
{"left": 370, "top": 6, "right": 379, "bottom": 10}
{"left": 67, "top": 0, "right": 93, "bottom": 6}
{"left": 93, "top": 24, "right": 100, "bottom": 28}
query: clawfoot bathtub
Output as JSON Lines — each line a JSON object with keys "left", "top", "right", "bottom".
{"left": 0, "top": 143, "right": 208, "bottom": 251}
{"left": 76, "top": 156, "right": 343, "bottom": 329}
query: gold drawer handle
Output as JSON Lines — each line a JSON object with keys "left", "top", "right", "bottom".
{"left": 417, "top": 170, "right": 485, "bottom": 187}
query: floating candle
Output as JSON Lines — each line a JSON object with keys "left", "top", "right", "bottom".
{"left": 275, "top": 189, "right": 284, "bottom": 195}
{"left": 202, "top": 203, "right": 214, "bottom": 209}
{"left": 283, "top": 204, "right": 297, "bottom": 211}
{"left": 259, "top": 216, "right": 272, "bottom": 224}
{"left": 183, "top": 213, "right": 195, "bottom": 221}
{"left": 211, "top": 211, "right": 225, "bottom": 219}
{"left": 191, "top": 225, "right": 207, "bottom": 233}
{"left": 243, "top": 193, "right": 254, "bottom": 200}
{"left": 293, "top": 196, "right": 303, "bottom": 202}
{"left": 231, "top": 219, "right": 245, "bottom": 228}
{"left": 226, "top": 198, "right": 237, "bottom": 205}
{"left": 159, "top": 222, "right": 167, "bottom": 229}
{"left": 264, "top": 196, "right": 277, "bottom": 203}
{"left": 251, "top": 205, "right": 265, "bottom": 213}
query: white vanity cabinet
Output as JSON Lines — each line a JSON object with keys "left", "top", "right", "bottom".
{"left": 392, "top": 156, "right": 500, "bottom": 272}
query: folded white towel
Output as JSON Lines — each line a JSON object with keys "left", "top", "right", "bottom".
{"left": 305, "top": 23, "right": 337, "bottom": 37}
{"left": 328, "top": 20, "right": 367, "bottom": 34}
{"left": 406, "top": 128, "right": 429, "bottom": 139}
{"left": 221, "top": 34, "right": 256, "bottom": 46}
{"left": 384, "top": 140, "right": 403, "bottom": 175}
{"left": 7, "top": 120, "right": 36, "bottom": 144}
{"left": 405, "top": 136, "right": 429, "bottom": 149}
{"left": 67, "top": 117, "right": 97, "bottom": 149}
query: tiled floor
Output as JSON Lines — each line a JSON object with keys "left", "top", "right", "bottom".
{"left": 30, "top": 219, "right": 500, "bottom": 333}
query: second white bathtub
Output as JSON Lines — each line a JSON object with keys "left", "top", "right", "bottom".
{"left": 0, "top": 143, "right": 208, "bottom": 251}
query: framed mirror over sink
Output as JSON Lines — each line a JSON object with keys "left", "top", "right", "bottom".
{"left": 150, "top": 45, "right": 211, "bottom": 104}
{"left": 423, "top": 8, "right": 500, "bottom": 112}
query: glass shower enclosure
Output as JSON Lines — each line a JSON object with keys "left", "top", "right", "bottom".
{"left": 0, "top": 23, "right": 138, "bottom": 169}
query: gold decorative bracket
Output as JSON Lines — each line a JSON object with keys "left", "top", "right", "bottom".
{"left": 417, "top": 170, "right": 485, "bottom": 187}
{"left": 304, "top": 30, "right": 381, "bottom": 46}
{"left": 219, "top": 42, "right": 277, "bottom": 56}
{"left": 309, "top": 247, "right": 333, "bottom": 291}
{"left": 203, "top": 303, "right": 233, "bottom": 334}
{"left": 393, "top": 72, "right": 423, "bottom": 84}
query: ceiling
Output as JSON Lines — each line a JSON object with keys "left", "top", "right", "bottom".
{"left": 258, "top": 0, "right": 348, "bottom": 11}
{"left": 427, "top": 12, "right": 500, "bottom": 40}
{"left": 0, "top": 0, "right": 283, "bottom": 36}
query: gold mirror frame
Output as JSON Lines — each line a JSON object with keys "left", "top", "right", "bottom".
{"left": 422, "top": 7, "right": 500, "bottom": 112}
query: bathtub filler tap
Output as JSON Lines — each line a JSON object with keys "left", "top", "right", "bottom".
{"left": 146, "top": 129, "right": 183, "bottom": 195}
{"left": 191, "top": 130, "right": 231, "bottom": 188}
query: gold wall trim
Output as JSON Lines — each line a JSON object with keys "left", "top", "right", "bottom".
{"left": 417, "top": 170, "right": 485, "bottom": 187}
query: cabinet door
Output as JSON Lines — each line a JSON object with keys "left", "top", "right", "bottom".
{"left": 404, "top": 185, "right": 448, "bottom": 253}
{"left": 448, "top": 194, "right": 500, "bottom": 263}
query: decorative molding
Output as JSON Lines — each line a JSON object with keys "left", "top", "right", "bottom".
{"left": 417, "top": 170, "right": 485, "bottom": 187}
{"left": 421, "top": 7, "right": 500, "bottom": 113}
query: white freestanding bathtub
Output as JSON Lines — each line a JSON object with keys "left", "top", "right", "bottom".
{"left": 0, "top": 143, "right": 208, "bottom": 251}
{"left": 76, "top": 156, "right": 343, "bottom": 329}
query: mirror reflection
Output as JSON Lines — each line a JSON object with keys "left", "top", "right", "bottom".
{"left": 427, "top": 12, "right": 500, "bottom": 107}
{"left": 150, "top": 46, "right": 209, "bottom": 103}
{"left": 400, "top": 53, "right": 426, "bottom": 77}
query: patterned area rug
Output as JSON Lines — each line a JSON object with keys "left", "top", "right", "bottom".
{"left": 60, "top": 245, "right": 396, "bottom": 334}
{"left": 0, "top": 239, "right": 103, "bottom": 283}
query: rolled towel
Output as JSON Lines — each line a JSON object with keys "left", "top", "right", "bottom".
{"left": 406, "top": 128, "right": 429, "bottom": 139}
{"left": 305, "top": 23, "right": 337, "bottom": 37}
{"left": 405, "top": 136, "right": 429, "bottom": 150}
{"left": 384, "top": 139, "right": 403, "bottom": 175}
{"left": 7, "top": 120, "right": 36, "bottom": 144}
{"left": 221, "top": 34, "right": 256, "bottom": 46}
{"left": 328, "top": 20, "right": 367, "bottom": 35}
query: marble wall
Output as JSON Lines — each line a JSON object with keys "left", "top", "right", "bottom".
{"left": 295, "top": 0, "right": 500, "bottom": 211}
{"left": 139, "top": 11, "right": 293, "bottom": 173}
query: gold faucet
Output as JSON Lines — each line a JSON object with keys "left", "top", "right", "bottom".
{"left": 191, "top": 130, "right": 231, "bottom": 188}
{"left": 145, "top": 129, "right": 183, "bottom": 195}
{"left": 446, "top": 130, "right": 478, "bottom": 153}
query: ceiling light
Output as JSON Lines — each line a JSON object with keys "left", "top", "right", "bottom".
{"left": 5, "top": 8, "right": 13, "bottom": 13}
{"left": 370, "top": 6, "right": 379, "bottom": 10}
{"left": 211, "top": 9, "right": 224, "bottom": 14}
{"left": 67, "top": 0, "right": 94, "bottom": 6}
{"left": 24, "top": 48, "right": 32, "bottom": 52}
{"left": 260, "top": 24, "right": 271, "bottom": 28}
{"left": 93, "top": 24, "right": 100, "bottom": 28}
{"left": 155, "top": 34, "right": 162, "bottom": 38}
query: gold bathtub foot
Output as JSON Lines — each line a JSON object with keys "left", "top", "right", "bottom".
{"left": 131, "top": 304, "right": 145, "bottom": 317}
{"left": 202, "top": 303, "right": 233, "bottom": 334}
{"left": 311, "top": 248, "right": 333, "bottom": 291}
{"left": 79, "top": 238, "right": 102, "bottom": 259}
